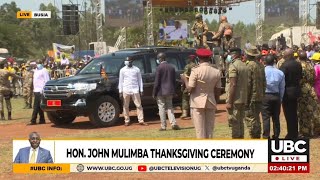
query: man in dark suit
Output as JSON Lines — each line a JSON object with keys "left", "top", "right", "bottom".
{"left": 14, "top": 132, "right": 53, "bottom": 163}
{"left": 279, "top": 48, "right": 302, "bottom": 139}
{"left": 153, "top": 52, "right": 180, "bottom": 131}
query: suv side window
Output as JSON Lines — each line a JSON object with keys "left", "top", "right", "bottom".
{"left": 149, "top": 56, "right": 157, "bottom": 73}
{"left": 132, "top": 56, "right": 145, "bottom": 74}
{"left": 166, "top": 54, "right": 180, "bottom": 70}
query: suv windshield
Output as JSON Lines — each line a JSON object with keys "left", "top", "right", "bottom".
{"left": 78, "top": 57, "right": 124, "bottom": 75}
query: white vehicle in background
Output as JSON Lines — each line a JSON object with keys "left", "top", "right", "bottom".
{"left": 0, "top": 48, "right": 9, "bottom": 62}
{"left": 269, "top": 26, "right": 320, "bottom": 48}
{"left": 89, "top": 42, "right": 118, "bottom": 57}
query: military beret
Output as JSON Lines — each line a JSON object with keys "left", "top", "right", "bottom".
{"left": 229, "top": 47, "right": 242, "bottom": 54}
{"left": 196, "top": 48, "right": 212, "bottom": 58}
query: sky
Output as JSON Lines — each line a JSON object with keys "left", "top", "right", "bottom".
{"left": 0, "top": 0, "right": 317, "bottom": 25}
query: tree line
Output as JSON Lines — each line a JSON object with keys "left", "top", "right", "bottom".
{"left": 0, "top": 1, "right": 285, "bottom": 59}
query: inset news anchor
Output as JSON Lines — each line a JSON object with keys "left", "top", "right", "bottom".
{"left": 14, "top": 132, "right": 53, "bottom": 163}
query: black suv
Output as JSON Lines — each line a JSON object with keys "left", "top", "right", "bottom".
{"left": 41, "top": 48, "right": 196, "bottom": 127}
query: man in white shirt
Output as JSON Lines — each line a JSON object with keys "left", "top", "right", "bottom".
{"left": 28, "top": 61, "right": 50, "bottom": 125}
{"left": 60, "top": 54, "right": 70, "bottom": 67}
{"left": 118, "top": 57, "right": 147, "bottom": 126}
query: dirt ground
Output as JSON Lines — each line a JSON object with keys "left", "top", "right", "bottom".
{"left": 0, "top": 103, "right": 317, "bottom": 179}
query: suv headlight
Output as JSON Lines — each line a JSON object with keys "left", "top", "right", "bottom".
{"left": 67, "top": 83, "right": 97, "bottom": 94}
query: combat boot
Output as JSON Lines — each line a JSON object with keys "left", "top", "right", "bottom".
{"left": 180, "top": 110, "right": 189, "bottom": 119}
{"left": 1, "top": 111, "right": 5, "bottom": 120}
{"left": 8, "top": 111, "right": 12, "bottom": 120}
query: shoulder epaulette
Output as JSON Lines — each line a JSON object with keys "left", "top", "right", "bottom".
{"left": 192, "top": 65, "right": 199, "bottom": 69}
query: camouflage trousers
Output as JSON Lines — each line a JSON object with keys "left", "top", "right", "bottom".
{"left": 298, "top": 92, "right": 320, "bottom": 137}
{"left": 227, "top": 104, "right": 245, "bottom": 139}
{"left": 194, "top": 35, "right": 209, "bottom": 49}
{"left": 245, "top": 101, "right": 262, "bottom": 139}
{"left": 14, "top": 80, "right": 22, "bottom": 96}
{"left": 0, "top": 90, "right": 12, "bottom": 112}
{"left": 23, "top": 86, "right": 33, "bottom": 105}
{"left": 181, "top": 89, "right": 190, "bottom": 111}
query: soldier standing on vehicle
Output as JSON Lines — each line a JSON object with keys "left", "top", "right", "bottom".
{"left": 191, "top": 13, "right": 209, "bottom": 49}
{"left": 225, "top": 48, "right": 249, "bottom": 139}
{"left": 244, "top": 47, "right": 266, "bottom": 139}
{"left": 212, "top": 16, "right": 232, "bottom": 48}
{"left": 180, "top": 55, "right": 197, "bottom": 119}
{"left": 0, "top": 61, "right": 22, "bottom": 120}
{"left": 23, "top": 62, "right": 34, "bottom": 109}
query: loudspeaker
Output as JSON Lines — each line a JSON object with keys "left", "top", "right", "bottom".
{"left": 62, "top": 4, "right": 79, "bottom": 35}
{"left": 142, "top": 0, "right": 147, "bottom": 6}
{"left": 317, "top": 2, "right": 320, "bottom": 29}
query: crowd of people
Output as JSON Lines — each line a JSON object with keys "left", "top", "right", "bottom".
{"left": 217, "top": 43, "right": 320, "bottom": 139}
{"left": 0, "top": 56, "right": 89, "bottom": 124}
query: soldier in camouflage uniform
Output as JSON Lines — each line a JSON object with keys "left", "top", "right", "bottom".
{"left": 226, "top": 48, "right": 249, "bottom": 139}
{"left": 244, "top": 47, "right": 266, "bottom": 139}
{"left": 23, "top": 62, "right": 34, "bottom": 109}
{"left": 0, "top": 62, "right": 22, "bottom": 120}
{"left": 13, "top": 62, "right": 22, "bottom": 97}
{"left": 297, "top": 51, "right": 320, "bottom": 138}
{"left": 212, "top": 16, "right": 232, "bottom": 48}
{"left": 223, "top": 35, "right": 235, "bottom": 52}
{"left": 191, "top": 13, "right": 209, "bottom": 49}
{"left": 180, "top": 55, "right": 197, "bottom": 119}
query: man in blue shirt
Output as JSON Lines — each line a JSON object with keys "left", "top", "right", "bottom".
{"left": 261, "top": 55, "right": 285, "bottom": 139}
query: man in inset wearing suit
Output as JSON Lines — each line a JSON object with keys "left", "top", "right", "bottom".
{"left": 14, "top": 132, "right": 53, "bottom": 163}
{"left": 153, "top": 52, "right": 180, "bottom": 131}
{"left": 187, "top": 49, "right": 221, "bottom": 139}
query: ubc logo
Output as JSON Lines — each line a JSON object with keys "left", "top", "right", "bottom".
{"left": 268, "top": 139, "right": 309, "bottom": 163}
{"left": 271, "top": 140, "right": 307, "bottom": 153}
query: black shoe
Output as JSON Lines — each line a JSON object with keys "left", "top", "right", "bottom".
{"left": 39, "top": 121, "right": 46, "bottom": 124}
{"left": 139, "top": 122, "right": 148, "bottom": 126}
{"left": 172, "top": 125, "right": 181, "bottom": 130}
{"left": 159, "top": 128, "right": 166, "bottom": 131}
{"left": 27, "top": 122, "right": 37, "bottom": 125}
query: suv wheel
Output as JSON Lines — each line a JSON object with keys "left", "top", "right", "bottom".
{"left": 47, "top": 112, "right": 76, "bottom": 125}
{"left": 89, "top": 95, "right": 120, "bottom": 127}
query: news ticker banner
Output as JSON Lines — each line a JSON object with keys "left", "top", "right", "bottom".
{"left": 17, "top": 11, "right": 51, "bottom": 19}
{"left": 12, "top": 139, "right": 309, "bottom": 173}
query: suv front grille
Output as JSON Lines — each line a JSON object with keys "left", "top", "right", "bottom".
{"left": 43, "top": 85, "right": 73, "bottom": 98}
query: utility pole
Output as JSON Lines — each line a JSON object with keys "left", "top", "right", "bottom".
{"left": 146, "top": 0, "right": 154, "bottom": 46}
{"left": 92, "top": 0, "right": 104, "bottom": 55}
{"left": 84, "top": 1, "right": 88, "bottom": 53}
{"left": 255, "top": 0, "right": 263, "bottom": 45}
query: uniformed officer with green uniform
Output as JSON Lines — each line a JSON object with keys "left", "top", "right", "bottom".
{"left": 180, "top": 55, "right": 197, "bottom": 119}
{"left": 191, "top": 13, "right": 209, "bottom": 49}
{"left": 244, "top": 47, "right": 266, "bottom": 139}
{"left": 226, "top": 48, "right": 249, "bottom": 139}
{"left": 0, "top": 61, "right": 22, "bottom": 120}
{"left": 23, "top": 61, "right": 34, "bottom": 109}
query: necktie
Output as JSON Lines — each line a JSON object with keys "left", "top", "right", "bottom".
{"left": 30, "top": 149, "right": 36, "bottom": 163}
